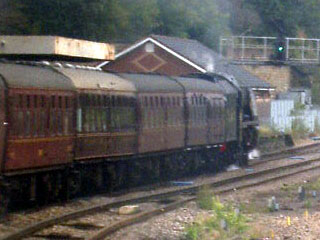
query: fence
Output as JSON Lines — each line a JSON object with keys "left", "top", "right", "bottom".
{"left": 257, "top": 99, "right": 320, "bottom": 132}
{"left": 220, "top": 36, "right": 320, "bottom": 64}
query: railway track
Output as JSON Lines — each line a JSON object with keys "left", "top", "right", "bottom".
{"left": 1, "top": 142, "right": 320, "bottom": 240}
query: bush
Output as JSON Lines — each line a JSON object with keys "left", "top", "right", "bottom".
{"left": 291, "top": 118, "right": 310, "bottom": 139}
{"left": 186, "top": 192, "right": 248, "bottom": 240}
{"left": 314, "top": 117, "right": 320, "bottom": 135}
{"left": 258, "top": 125, "right": 281, "bottom": 138}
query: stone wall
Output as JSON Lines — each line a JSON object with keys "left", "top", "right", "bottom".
{"left": 243, "top": 65, "right": 291, "bottom": 93}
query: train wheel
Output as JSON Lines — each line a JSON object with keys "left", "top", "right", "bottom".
{"left": 192, "top": 151, "right": 201, "bottom": 176}
{"left": 0, "top": 185, "right": 9, "bottom": 219}
{"left": 67, "top": 171, "right": 81, "bottom": 198}
{"left": 151, "top": 157, "right": 160, "bottom": 183}
{"left": 239, "top": 152, "right": 249, "bottom": 166}
{"left": 127, "top": 160, "right": 141, "bottom": 187}
{"left": 106, "top": 161, "right": 127, "bottom": 191}
{"left": 160, "top": 155, "right": 172, "bottom": 181}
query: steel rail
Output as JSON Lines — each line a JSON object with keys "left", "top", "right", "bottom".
{"left": 251, "top": 142, "right": 320, "bottom": 166}
{"left": 2, "top": 149, "right": 320, "bottom": 240}
{"left": 88, "top": 160, "right": 320, "bottom": 240}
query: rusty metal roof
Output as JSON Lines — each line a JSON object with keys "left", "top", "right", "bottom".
{"left": 0, "top": 63, "right": 75, "bottom": 90}
{"left": 0, "top": 36, "right": 115, "bottom": 60}
{"left": 58, "top": 68, "right": 136, "bottom": 92}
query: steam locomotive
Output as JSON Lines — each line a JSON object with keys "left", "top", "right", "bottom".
{"left": 0, "top": 61, "right": 258, "bottom": 215}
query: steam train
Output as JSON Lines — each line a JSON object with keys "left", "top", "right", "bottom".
{"left": 0, "top": 61, "right": 258, "bottom": 215}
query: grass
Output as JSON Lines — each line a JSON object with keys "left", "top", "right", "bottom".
{"left": 258, "top": 125, "right": 281, "bottom": 138}
{"left": 304, "top": 199, "right": 312, "bottom": 209}
{"left": 186, "top": 189, "right": 249, "bottom": 240}
{"left": 291, "top": 118, "right": 310, "bottom": 140}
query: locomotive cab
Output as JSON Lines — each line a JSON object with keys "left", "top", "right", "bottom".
{"left": 241, "top": 88, "right": 259, "bottom": 162}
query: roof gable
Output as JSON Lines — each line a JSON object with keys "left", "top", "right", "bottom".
{"left": 98, "top": 35, "right": 272, "bottom": 89}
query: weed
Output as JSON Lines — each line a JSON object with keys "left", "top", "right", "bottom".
{"left": 244, "top": 202, "right": 269, "bottom": 214}
{"left": 197, "top": 185, "right": 213, "bottom": 210}
{"left": 258, "top": 125, "right": 281, "bottom": 138}
{"left": 314, "top": 117, "right": 320, "bottom": 135}
{"left": 186, "top": 193, "right": 248, "bottom": 240}
{"left": 305, "top": 178, "right": 320, "bottom": 191}
{"left": 246, "top": 223, "right": 269, "bottom": 239}
{"left": 291, "top": 118, "right": 310, "bottom": 139}
{"left": 304, "top": 199, "right": 312, "bottom": 209}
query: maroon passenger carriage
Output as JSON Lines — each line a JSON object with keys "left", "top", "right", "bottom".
{"left": 0, "top": 62, "right": 258, "bottom": 216}
{"left": 0, "top": 62, "right": 76, "bottom": 209}
{"left": 56, "top": 68, "right": 137, "bottom": 192}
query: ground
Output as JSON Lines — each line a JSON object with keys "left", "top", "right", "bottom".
{"left": 105, "top": 161, "right": 320, "bottom": 240}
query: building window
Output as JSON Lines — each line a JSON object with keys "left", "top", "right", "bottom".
{"left": 145, "top": 42, "right": 155, "bottom": 53}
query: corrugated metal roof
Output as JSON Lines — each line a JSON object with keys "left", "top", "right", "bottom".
{"left": 0, "top": 63, "right": 75, "bottom": 90}
{"left": 118, "top": 73, "right": 183, "bottom": 93}
{"left": 57, "top": 68, "right": 136, "bottom": 92}
{"left": 151, "top": 35, "right": 272, "bottom": 89}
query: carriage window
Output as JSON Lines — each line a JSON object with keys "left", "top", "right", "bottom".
{"left": 51, "top": 96, "right": 55, "bottom": 108}
{"left": 111, "top": 96, "right": 115, "bottom": 107}
{"left": 34, "top": 95, "right": 38, "bottom": 108}
{"left": 103, "top": 95, "right": 107, "bottom": 106}
{"left": 18, "top": 94, "right": 23, "bottom": 108}
{"left": 65, "top": 97, "right": 69, "bottom": 108}
{"left": 155, "top": 96, "right": 159, "bottom": 107}
{"left": 90, "top": 95, "right": 95, "bottom": 107}
{"left": 26, "top": 95, "right": 30, "bottom": 108}
{"left": 116, "top": 96, "right": 120, "bottom": 106}
{"left": 144, "top": 96, "right": 148, "bottom": 107}
{"left": 97, "top": 95, "right": 101, "bottom": 107}
{"left": 58, "top": 96, "right": 62, "bottom": 108}
{"left": 25, "top": 111, "right": 31, "bottom": 136}
{"left": 160, "top": 97, "right": 164, "bottom": 106}
{"left": 150, "top": 97, "right": 154, "bottom": 107}
{"left": 167, "top": 97, "right": 171, "bottom": 107}
{"left": 41, "top": 95, "right": 45, "bottom": 108}
{"left": 172, "top": 97, "right": 176, "bottom": 106}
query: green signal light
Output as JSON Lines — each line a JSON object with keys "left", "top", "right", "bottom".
{"left": 278, "top": 46, "right": 284, "bottom": 52}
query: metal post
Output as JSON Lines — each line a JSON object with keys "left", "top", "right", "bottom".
{"left": 317, "top": 40, "right": 320, "bottom": 63}
{"left": 232, "top": 36, "right": 235, "bottom": 60}
{"left": 219, "top": 37, "right": 222, "bottom": 57}
{"left": 286, "top": 38, "right": 289, "bottom": 61}
{"left": 263, "top": 37, "right": 267, "bottom": 60}
{"left": 241, "top": 36, "right": 245, "bottom": 59}
{"left": 302, "top": 39, "right": 305, "bottom": 62}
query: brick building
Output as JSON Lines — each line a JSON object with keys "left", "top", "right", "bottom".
{"left": 98, "top": 35, "right": 274, "bottom": 99}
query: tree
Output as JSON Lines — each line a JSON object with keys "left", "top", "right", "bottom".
{"left": 154, "top": 0, "right": 230, "bottom": 50}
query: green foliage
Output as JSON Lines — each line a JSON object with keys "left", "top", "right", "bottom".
{"left": 2, "top": 0, "right": 320, "bottom": 68}
{"left": 290, "top": 102, "right": 306, "bottom": 116}
{"left": 305, "top": 178, "right": 320, "bottom": 191}
{"left": 291, "top": 118, "right": 310, "bottom": 139}
{"left": 304, "top": 199, "right": 312, "bottom": 209}
{"left": 258, "top": 125, "right": 281, "bottom": 138}
{"left": 314, "top": 117, "right": 320, "bottom": 135}
{"left": 197, "top": 185, "right": 214, "bottom": 210}
{"left": 188, "top": 192, "right": 248, "bottom": 240}
{"left": 0, "top": 0, "right": 229, "bottom": 50}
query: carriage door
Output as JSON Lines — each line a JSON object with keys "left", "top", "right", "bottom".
{"left": 0, "top": 76, "right": 7, "bottom": 174}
